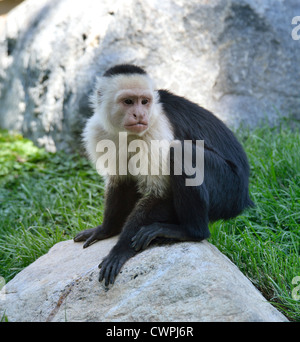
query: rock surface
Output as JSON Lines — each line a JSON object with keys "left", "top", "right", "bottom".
{"left": 0, "top": 0, "right": 299, "bottom": 152}
{"left": 0, "top": 238, "right": 288, "bottom": 322}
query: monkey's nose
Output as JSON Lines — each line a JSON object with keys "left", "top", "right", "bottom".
{"left": 133, "top": 112, "right": 146, "bottom": 122}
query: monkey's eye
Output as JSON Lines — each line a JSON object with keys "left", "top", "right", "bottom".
{"left": 141, "top": 99, "right": 149, "bottom": 105}
{"left": 124, "top": 99, "right": 134, "bottom": 105}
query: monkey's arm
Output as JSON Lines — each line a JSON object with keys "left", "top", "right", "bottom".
{"left": 98, "top": 195, "right": 163, "bottom": 286}
{"left": 74, "top": 178, "right": 140, "bottom": 248}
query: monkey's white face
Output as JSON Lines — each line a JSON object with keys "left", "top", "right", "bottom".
{"left": 113, "top": 88, "right": 153, "bottom": 135}
{"left": 91, "top": 74, "right": 159, "bottom": 136}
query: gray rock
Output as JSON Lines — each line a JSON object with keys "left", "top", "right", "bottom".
{"left": 0, "top": 0, "right": 299, "bottom": 152}
{"left": 0, "top": 238, "right": 288, "bottom": 322}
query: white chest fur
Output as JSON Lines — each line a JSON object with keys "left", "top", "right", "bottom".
{"left": 82, "top": 108, "right": 174, "bottom": 198}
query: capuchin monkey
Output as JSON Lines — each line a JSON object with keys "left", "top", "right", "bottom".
{"left": 74, "top": 64, "right": 254, "bottom": 286}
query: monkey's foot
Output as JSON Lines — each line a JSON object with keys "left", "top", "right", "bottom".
{"left": 131, "top": 224, "right": 167, "bottom": 251}
{"left": 131, "top": 223, "right": 190, "bottom": 251}
{"left": 98, "top": 248, "right": 135, "bottom": 286}
{"left": 74, "top": 225, "right": 110, "bottom": 248}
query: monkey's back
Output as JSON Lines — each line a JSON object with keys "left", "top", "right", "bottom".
{"left": 158, "top": 89, "right": 254, "bottom": 215}
{"left": 158, "top": 89, "right": 248, "bottom": 172}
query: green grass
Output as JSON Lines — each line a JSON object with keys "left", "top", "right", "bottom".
{"left": 0, "top": 123, "right": 299, "bottom": 321}
{"left": 210, "top": 122, "right": 300, "bottom": 321}
{"left": 0, "top": 130, "right": 105, "bottom": 280}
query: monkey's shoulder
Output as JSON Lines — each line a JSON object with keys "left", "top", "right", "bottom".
{"left": 157, "top": 89, "right": 229, "bottom": 139}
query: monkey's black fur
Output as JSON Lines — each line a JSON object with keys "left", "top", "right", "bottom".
{"left": 103, "top": 64, "right": 147, "bottom": 77}
{"left": 159, "top": 89, "right": 254, "bottom": 221}
{"left": 74, "top": 64, "right": 253, "bottom": 286}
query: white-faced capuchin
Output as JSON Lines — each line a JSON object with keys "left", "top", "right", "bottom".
{"left": 74, "top": 64, "right": 254, "bottom": 286}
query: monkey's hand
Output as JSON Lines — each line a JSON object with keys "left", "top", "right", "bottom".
{"left": 74, "top": 225, "right": 111, "bottom": 248}
{"left": 98, "top": 247, "right": 135, "bottom": 286}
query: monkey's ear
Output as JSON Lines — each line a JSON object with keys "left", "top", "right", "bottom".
{"left": 93, "top": 76, "right": 106, "bottom": 105}
{"left": 96, "top": 89, "right": 103, "bottom": 104}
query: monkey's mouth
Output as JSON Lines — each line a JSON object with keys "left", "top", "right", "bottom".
{"left": 125, "top": 123, "right": 148, "bottom": 133}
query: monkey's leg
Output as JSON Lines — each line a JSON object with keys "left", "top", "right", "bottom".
{"left": 74, "top": 179, "right": 140, "bottom": 248}
{"left": 131, "top": 174, "right": 211, "bottom": 252}
{"left": 98, "top": 195, "right": 163, "bottom": 286}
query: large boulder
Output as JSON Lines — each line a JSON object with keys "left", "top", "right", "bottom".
{"left": 0, "top": 238, "right": 287, "bottom": 322}
{"left": 0, "top": 0, "right": 299, "bottom": 152}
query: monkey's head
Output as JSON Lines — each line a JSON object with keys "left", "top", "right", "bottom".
{"left": 91, "top": 64, "right": 159, "bottom": 136}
